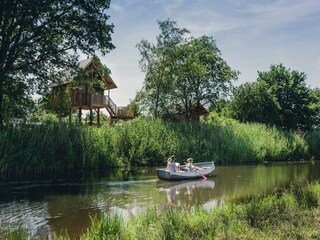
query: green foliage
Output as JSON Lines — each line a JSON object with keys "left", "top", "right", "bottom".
{"left": 0, "top": 0, "right": 114, "bottom": 125}
{"left": 72, "top": 55, "right": 112, "bottom": 94}
{"left": 257, "top": 64, "right": 315, "bottom": 131}
{"left": 0, "top": 117, "right": 313, "bottom": 176}
{"left": 306, "top": 129, "right": 320, "bottom": 159}
{"left": 290, "top": 180, "right": 320, "bottom": 208}
{"left": 136, "top": 19, "right": 238, "bottom": 121}
{"left": 230, "top": 64, "right": 316, "bottom": 131}
{"left": 1, "top": 81, "right": 35, "bottom": 122}
{"left": 80, "top": 215, "right": 123, "bottom": 240}
{"left": 136, "top": 19, "right": 189, "bottom": 118}
{"left": 0, "top": 224, "right": 28, "bottom": 240}
{"left": 173, "top": 35, "right": 238, "bottom": 121}
{"left": 127, "top": 98, "right": 141, "bottom": 117}
{"left": 310, "top": 87, "right": 320, "bottom": 128}
{"left": 230, "top": 82, "right": 280, "bottom": 125}
{"left": 52, "top": 85, "right": 72, "bottom": 120}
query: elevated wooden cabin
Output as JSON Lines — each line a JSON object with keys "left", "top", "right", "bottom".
{"left": 52, "top": 58, "right": 133, "bottom": 126}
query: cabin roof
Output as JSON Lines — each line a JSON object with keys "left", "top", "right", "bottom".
{"left": 54, "top": 58, "right": 117, "bottom": 90}
{"left": 198, "top": 105, "right": 209, "bottom": 116}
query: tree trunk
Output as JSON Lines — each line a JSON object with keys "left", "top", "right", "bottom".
{"left": 69, "top": 109, "right": 72, "bottom": 123}
{"left": 194, "top": 101, "right": 201, "bottom": 122}
{"left": 89, "top": 108, "right": 93, "bottom": 126}
{"left": 78, "top": 107, "right": 82, "bottom": 124}
{"left": 0, "top": 79, "right": 3, "bottom": 128}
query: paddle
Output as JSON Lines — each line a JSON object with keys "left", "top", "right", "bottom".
{"left": 196, "top": 170, "right": 207, "bottom": 180}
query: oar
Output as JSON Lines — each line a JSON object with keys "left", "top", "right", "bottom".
{"left": 184, "top": 160, "right": 207, "bottom": 180}
{"left": 196, "top": 170, "right": 207, "bottom": 180}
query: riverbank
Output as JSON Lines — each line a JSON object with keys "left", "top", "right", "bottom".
{"left": 0, "top": 116, "right": 319, "bottom": 176}
{"left": 1, "top": 180, "right": 319, "bottom": 239}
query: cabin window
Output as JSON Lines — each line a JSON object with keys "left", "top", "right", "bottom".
{"left": 95, "top": 88, "right": 104, "bottom": 96}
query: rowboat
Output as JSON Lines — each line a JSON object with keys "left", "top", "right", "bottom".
{"left": 156, "top": 162, "right": 215, "bottom": 181}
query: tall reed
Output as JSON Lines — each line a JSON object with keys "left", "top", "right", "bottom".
{"left": 305, "top": 129, "right": 320, "bottom": 159}
{"left": 0, "top": 116, "right": 313, "bottom": 176}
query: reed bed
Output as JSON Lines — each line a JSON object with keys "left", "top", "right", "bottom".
{"left": 306, "top": 129, "right": 320, "bottom": 160}
{"left": 0, "top": 116, "right": 317, "bottom": 176}
{"left": 2, "top": 180, "right": 319, "bottom": 240}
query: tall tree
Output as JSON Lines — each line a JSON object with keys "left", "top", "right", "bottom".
{"left": 173, "top": 36, "right": 238, "bottom": 121}
{"left": 230, "top": 82, "right": 281, "bottom": 125}
{"left": 310, "top": 88, "right": 320, "bottom": 128}
{"left": 0, "top": 0, "right": 115, "bottom": 125}
{"left": 257, "top": 64, "right": 315, "bottom": 131}
{"left": 136, "top": 19, "right": 189, "bottom": 118}
{"left": 136, "top": 20, "right": 238, "bottom": 121}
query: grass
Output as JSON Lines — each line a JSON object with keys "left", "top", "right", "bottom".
{"left": 306, "top": 129, "right": 320, "bottom": 160}
{"left": 0, "top": 224, "right": 27, "bottom": 240}
{"left": 71, "top": 180, "right": 320, "bottom": 240}
{"left": 0, "top": 115, "right": 318, "bottom": 177}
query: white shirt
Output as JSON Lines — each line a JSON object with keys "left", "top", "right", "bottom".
{"left": 167, "top": 162, "right": 176, "bottom": 172}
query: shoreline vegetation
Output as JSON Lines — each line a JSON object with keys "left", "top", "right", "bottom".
{"left": 0, "top": 115, "right": 319, "bottom": 177}
{"left": 1, "top": 180, "right": 319, "bottom": 239}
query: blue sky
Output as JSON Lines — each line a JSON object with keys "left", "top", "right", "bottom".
{"left": 87, "top": 0, "right": 320, "bottom": 106}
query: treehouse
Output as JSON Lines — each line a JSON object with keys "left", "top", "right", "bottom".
{"left": 52, "top": 58, "right": 133, "bottom": 126}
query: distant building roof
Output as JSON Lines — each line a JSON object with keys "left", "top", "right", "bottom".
{"left": 197, "top": 105, "right": 209, "bottom": 116}
{"left": 54, "top": 58, "right": 117, "bottom": 89}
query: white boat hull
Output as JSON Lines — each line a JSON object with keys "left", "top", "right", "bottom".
{"left": 156, "top": 162, "right": 215, "bottom": 181}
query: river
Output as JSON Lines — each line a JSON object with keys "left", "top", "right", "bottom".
{"left": 0, "top": 161, "right": 319, "bottom": 238}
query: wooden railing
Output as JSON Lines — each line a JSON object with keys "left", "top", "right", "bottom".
{"left": 116, "top": 106, "right": 134, "bottom": 118}
{"left": 103, "top": 95, "right": 116, "bottom": 114}
{"left": 69, "top": 90, "right": 133, "bottom": 119}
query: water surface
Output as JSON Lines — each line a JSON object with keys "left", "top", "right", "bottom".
{"left": 0, "top": 161, "right": 319, "bottom": 238}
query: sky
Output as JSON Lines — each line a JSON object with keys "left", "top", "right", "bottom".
{"left": 85, "top": 0, "right": 320, "bottom": 107}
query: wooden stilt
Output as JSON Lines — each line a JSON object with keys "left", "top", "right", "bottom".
{"left": 79, "top": 107, "right": 82, "bottom": 124}
{"left": 89, "top": 108, "right": 93, "bottom": 126}
{"left": 69, "top": 109, "right": 72, "bottom": 123}
{"left": 97, "top": 108, "right": 100, "bottom": 127}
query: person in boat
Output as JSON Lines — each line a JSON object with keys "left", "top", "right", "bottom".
{"left": 166, "top": 156, "right": 177, "bottom": 172}
{"left": 185, "top": 158, "right": 203, "bottom": 171}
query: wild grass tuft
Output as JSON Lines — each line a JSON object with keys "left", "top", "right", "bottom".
{"left": 0, "top": 224, "right": 27, "bottom": 240}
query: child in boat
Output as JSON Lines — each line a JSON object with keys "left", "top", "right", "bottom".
{"left": 185, "top": 158, "right": 203, "bottom": 171}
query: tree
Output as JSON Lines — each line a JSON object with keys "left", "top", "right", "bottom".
{"left": 0, "top": 0, "right": 115, "bottom": 125}
{"left": 136, "top": 19, "right": 189, "bottom": 118}
{"left": 136, "top": 20, "right": 238, "bottom": 121}
{"left": 257, "top": 64, "right": 315, "bottom": 131}
{"left": 173, "top": 36, "right": 238, "bottom": 121}
{"left": 310, "top": 88, "right": 320, "bottom": 128}
{"left": 230, "top": 82, "right": 281, "bottom": 125}
{"left": 2, "top": 80, "right": 35, "bottom": 121}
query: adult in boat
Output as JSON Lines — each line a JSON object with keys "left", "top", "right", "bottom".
{"left": 166, "top": 156, "right": 177, "bottom": 172}
{"left": 185, "top": 158, "right": 204, "bottom": 171}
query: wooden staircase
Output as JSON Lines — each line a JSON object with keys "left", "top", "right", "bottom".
{"left": 104, "top": 95, "right": 134, "bottom": 123}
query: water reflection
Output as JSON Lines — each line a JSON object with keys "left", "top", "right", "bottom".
{"left": 157, "top": 180, "right": 216, "bottom": 207}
